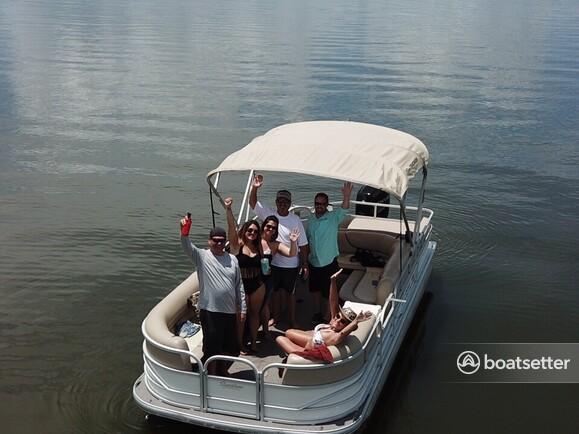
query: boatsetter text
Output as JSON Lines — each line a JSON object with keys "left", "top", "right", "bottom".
{"left": 484, "top": 355, "right": 570, "bottom": 370}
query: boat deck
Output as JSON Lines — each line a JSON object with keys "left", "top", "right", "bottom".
{"left": 135, "top": 239, "right": 436, "bottom": 433}
{"left": 191, "top": 276, "right": 332, "bottom": 384}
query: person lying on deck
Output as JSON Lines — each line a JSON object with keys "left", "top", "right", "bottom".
{"left": 275, "top": 269, "right": 372, "bottom": 363}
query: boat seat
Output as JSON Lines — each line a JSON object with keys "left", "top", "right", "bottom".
{"left": 281, "top": 302, "right": 381, "bottom": 386}
{"left": 339, "top": 267, "right": 383, "bottom": 304}
{"left": 337, "top": 221, "right": 398, "bottom": 270}
{"left": 143, "top": 273, "right": 199, "bottom": 371}
{"left": 337, "top": 270, "right": 365, "bottom": 298}
{"left": 339, "top": 240, "right": 411, "bottom": 306}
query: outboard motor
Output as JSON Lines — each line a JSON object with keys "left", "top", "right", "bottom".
{"left": 355, "top": 185, "right": 390, "bottom": 218}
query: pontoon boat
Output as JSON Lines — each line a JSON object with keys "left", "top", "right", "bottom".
{"left": 133, "top": 121, "right": 436, "bottom": 433}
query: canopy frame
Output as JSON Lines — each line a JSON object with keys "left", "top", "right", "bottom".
{"left": 207, "top": 121, "right": 429, "bottom": 201}
{"left": 206, "top": 169, "right": 429, "bottom": 243}
{"left": 206, "top": 121, "right": 431, "bottom": 259}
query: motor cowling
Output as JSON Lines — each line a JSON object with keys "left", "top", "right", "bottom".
{"left": 355, "top": 185, "right": 390, "bottom": 218}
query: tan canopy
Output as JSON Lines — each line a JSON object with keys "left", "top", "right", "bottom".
{"left": 207, "top": 121, "right": 429, "bottom": 199}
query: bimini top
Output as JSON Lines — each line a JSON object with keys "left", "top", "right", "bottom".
{"left": 207, "top": 121, "right": 429, "bottom": 199}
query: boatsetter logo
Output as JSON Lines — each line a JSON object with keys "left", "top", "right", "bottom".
{"left": 456, "top": 351, "right": 481, "bottom": 374}
{"left": 457, "top": 351, "right": 570, "bottom": 374}
{"left": 447, "top": 344, "right": 579, "bottom": 383}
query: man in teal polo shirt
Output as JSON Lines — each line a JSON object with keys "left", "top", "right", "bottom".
{"left": 307, "top": 182, "right": 353, "bottom": 323}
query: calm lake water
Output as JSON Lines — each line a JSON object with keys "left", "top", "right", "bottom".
{"left": 1, "top": 0, "right": 578, "bottom": 433}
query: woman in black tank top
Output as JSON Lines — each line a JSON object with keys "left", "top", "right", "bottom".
{"left": 225, "top": 198, "right": 301, "bottom": 352}
{"left": 236, "top": 249, "right": 262, "bottom": 295}
{"left": 225, "top": 199, "right": 265, "bottom": 354}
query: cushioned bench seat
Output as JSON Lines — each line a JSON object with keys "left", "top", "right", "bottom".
{"left": 339, "top": 268, "right": 383, "bottom": 304}
{"left": 336, "top": 215, "right": 414, "bottom": 306}
{"left": 337, "top": 229, "right": 397, "bottom": 270}
{"left": 337, "top": 269, "right": 365, "bottom": 298}
{"left": 144, "top": 272, "right": 200, "bottom": 371}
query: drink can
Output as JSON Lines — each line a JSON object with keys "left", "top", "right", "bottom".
{"left": 260, "top": 257, "right": 271, "bottom": 275}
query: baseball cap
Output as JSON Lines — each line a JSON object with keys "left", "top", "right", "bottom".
{"left": 209, "top": 226, "right": 227, "bottom": 239}
{"left": 276, "top": 190, "right": 292, "bottom": 202}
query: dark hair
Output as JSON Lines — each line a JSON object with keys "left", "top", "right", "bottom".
{"left": 238, "top": 220, "right": 260, "bottom": 247}
{"left": 315, "top": 192, "right": 329, "bottom": 203}
{"left": 261, "top": 215, "right": 279, "bottom": 240}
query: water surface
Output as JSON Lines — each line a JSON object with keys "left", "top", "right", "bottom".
{"left": 1, "top": 0, "right": 578, "bottom": 433}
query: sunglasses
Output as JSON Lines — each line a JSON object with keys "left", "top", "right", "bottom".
{"left": 246, "top": 228, "right": 258, "bottom": 234}
{"left": 211, "top": 237, "right": 226, "bottom": 245}
{"left": 264, "top": 224, "right": 277, "bottom": 230}
{"left": 337, "top": 314, "right": 350, "bottom": 325}
{"left": 314, "top": 201, "right": 328, "bottom": 206}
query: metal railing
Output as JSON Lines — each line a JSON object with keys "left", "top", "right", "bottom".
{"left": 140, "top": 199, "right": 434, "bottom": 421}
{"left": 141, "top": 293, "right": 400, "bottom": 422}
{"left": 203, "top": 354, "right": 261, "bottom": 419}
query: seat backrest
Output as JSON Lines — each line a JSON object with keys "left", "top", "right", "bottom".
{"left": 144, "top": 273, "right": 199, "bottom": 370}
{"left": 375, "top": 240, "right": 411, "bottom": 305}
{"left": 338, "top": 229, "right": 398, "bottom": 257}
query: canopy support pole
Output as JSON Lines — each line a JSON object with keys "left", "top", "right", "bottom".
{"left": 239, "top": 170, "right": 254, "bottom": 225}
{"left": 399, "top": 196, "right": 413, "bottom": 245}
{"left": 209, "top": 185, "right": 216, "bottom": 228}
{"left": 413, "top": 167, "right": 428, "bottom": 246}
{"left": 207, "top": 173, "right": 224, "bottom": 228}
{"left": 398, "top": 195, "right": 413, "bottom": 280}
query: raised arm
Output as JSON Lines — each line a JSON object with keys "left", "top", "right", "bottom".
{"left": 224, "top": 197, "right": 241, "bottom": 255}
{"left": 338, "top": 311, "right": 372, "bottom": 340}
{"left": 336, "top": 314, "right": 361, "bottom": 342}
{"left": 329, "top": 268, "right": 343, "bottom": 319}
{"left": 180, "top": 213, "right": 200, "bottom": 265}
{"left": 248, "top": 174, "right": 263, "bottom": 210}
{"left": 341, "top": 182, "right": 353, "bottom": 209}
{"left": 273, "top": 228, "right": 299, "bottom": 257}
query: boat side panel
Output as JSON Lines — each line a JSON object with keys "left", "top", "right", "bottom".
{"left": 205, "top": 376, "right": 258, "bottom": 418}
{"left": 145, "top": 372, "right": 202, "bottom": 409}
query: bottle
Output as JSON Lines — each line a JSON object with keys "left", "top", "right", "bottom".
{"left": 181, "top": 212, "right": 192, "bottom": 236}
{"left": 260, "top": 257, "right": 271, "bottom": 275}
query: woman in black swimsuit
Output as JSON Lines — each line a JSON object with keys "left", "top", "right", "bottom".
{"left": 225, "top": 198, "right": 298, "bottom": 353}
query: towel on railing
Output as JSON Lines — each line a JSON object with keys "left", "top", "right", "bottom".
{"left": 294, "top": 344, "right": 333, "bottom": 363}
{"left": 178, "top": 320, "right": 201, "bottom": 338}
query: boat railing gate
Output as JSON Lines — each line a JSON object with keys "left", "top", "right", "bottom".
{"left": 141, "top": 292, "right": 406, "bottom": 421}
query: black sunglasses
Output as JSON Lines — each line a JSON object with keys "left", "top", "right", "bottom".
{"left": 337, "top": 313, "right": 349, "bottom": 325}
{"left": 246, "top": 228, "right": 258, "bottom": 234}
{"left": 211, "top": 237, "right": 226, "bottom": 245}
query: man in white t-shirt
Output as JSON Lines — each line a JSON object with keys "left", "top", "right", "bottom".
{"left": 249, "top": 174, "right": 308, "bottom": 328}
